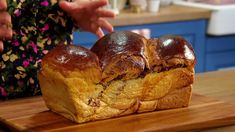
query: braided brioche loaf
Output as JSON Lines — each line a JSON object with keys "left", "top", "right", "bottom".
{"left": 38, "top": 31, "right": 196, "bottom": 123}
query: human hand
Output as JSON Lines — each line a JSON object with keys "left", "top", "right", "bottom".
{"left": 0, "top": 0, "right": 12, "bottom": 52}
{"left": 59, "top": 0, "right": 115, "bottom": 38}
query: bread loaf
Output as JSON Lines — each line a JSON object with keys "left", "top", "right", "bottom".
{"left": 38, "top": 31, "right": 196, "bottom": 123}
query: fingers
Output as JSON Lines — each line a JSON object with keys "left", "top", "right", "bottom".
{"left": 59, "top": 0, "right": 114, "bottom": 38}
{"left": 95, "top": 28, "right": 104, "bottom": 38}
{"left": 0, "top": 25, "right": 12, "bottom": 39}
{"left": 0, "top": 0, "right": 7, "bottom": 11}
{"left": 86, "top": 0, "right": 108, "bottom": 10}
{"left": 90, "top": 18, "right": 113, "bottom": 38}
{"left": 96, "top": 18, "right": 113, "bottom": 32}
{"left": 0, "top": 12, "right": 11, "bottom": 25}
{"left": 0, "top": 41, "right": 3, "bottom": 52}
{"left": 59, "top": 0, "right": 79, "bottom": 12}
{"left": 95, "top": 8, "right": 115, "bottom": 18}
{"left": 0, "top": 0, "right": 10, "bottom": 52}
{"left": 0, "top": 12, "right": 13, "bottom": 40}
{"left": 89, "top": 23, "right": 104, "bottom": 38}
{"left": 90, "top": 8, "right": 115, "bottom": 22}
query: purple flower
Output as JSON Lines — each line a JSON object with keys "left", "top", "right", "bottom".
{"left": 12, "top": 41, "right": 20, "bottom": 46}
{"left": 41, "top": 0, "right": 49, "bottom": 7}
{"left": 22, "top": 54, "right": 26, "bottom": 58}
{"left": 41, "top": 24, "right": 49, "bottom": 32}
{"left": 23, "top": 60, "right": 30, "bottom": 68}
{"left": 29, "top": 41, "right": 38, "bottom": 53}
{"left": 29, "top": 56, "right": 33, "bottom": 62}
{"left": 0, "top": 87, "right": 7, "bottom": 97}
{"left": 20, "top": 30, "right": 25, "bottom": 36}
{"left": 17, "top": 80, "right": 25, "bottom": 88}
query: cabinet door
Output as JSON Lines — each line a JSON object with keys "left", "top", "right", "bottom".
{"left": 206, "top": 35, "right": 235, "bottom": 71}
{"left": 73, "top": 20, "right": 207, "bottom": 73}
{"left": 206, "top": 51, "right": 235, "bottom": 71}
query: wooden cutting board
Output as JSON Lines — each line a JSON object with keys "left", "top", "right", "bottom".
{"left": 1, "top": 93, "right": 235, "bottom": 132}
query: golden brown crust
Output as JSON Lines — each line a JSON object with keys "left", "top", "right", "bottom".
{"left": 147, "top": 36, "right": 196, "bottom": 69}
{"left": 90, "top": 31, "right": 147, "bottom": 67}
{"left": 41, "top": 44, "right": 102, "bottom": 83}
{"left": 157, "top": 36, "right": 195, "bottom": 63}
{"left": 90, "top": 31, "right": 196, "bottom": 83}
{"left": 39, "top": 31, "right": 196, "bottom": 123}
{"left": 42, "top": 44, "right": 101, "bottom": 76}
{"left": 91, "top": 31, "right": 148, "bottom": 84}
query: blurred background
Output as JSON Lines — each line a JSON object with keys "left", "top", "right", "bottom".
{"left": 73, "top": 0, "right": 235, "bottom": 73}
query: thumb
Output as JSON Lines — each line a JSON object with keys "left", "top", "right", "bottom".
{"left": 59, "top": 0, "right": 78, "bottom": 13}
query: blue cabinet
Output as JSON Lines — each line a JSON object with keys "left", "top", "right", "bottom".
{"left": 206, "top": 35, "right": 235, "bottom": 71}
{"left": 73, "top": 19, "right": 207, "bottom": 73}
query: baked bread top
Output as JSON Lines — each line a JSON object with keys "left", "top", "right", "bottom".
{"left": 91, "top": 31, "right": 196, "bottom": 83}
{"left": 41, "top": 31, "right": 196, "bottom": 84}
{"left": 41, "top": 44, "right": 102, "bottom": 83}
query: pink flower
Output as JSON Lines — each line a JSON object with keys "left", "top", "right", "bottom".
{"left": 14, "top": 9, "right": 21, "bottom": 17}
{"left": 36, "top": 59, "right": 42, "bottom": 64}
{"left": 42, "top": 50, "right": 48, "bottom": 54}
{"left": 30, "top": 42, "right": 38, "bottom": 53}
{"left": 29, "top": 56, "right": 33, "bottom": 62}
{"left": 22, "top": 54, "right": 26, "bottom": 58}
{"left": 41, "top": 0, "right": 49, "bottom": 7}
{"left": 0, "top": 87, "right": 7, "bottom": 97}
{"left": 23, "top": 60, "right": 30, "bottom": 67}
{"left": 12, "top": 41, "right": 20, "bottom": 46}
{"left": 41, "top": 24, "right": 49, "bottom": 32}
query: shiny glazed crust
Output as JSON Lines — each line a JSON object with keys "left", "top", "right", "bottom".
{"left": 39, "top": 31, "right": 196, "bottom": 123}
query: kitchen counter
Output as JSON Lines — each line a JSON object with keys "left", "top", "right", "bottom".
{"left": 193, "top": 69, "right": 235, "bottom": 132}
{"left": 194, "top": 69, "right": 235, "bottom": 105}
{"left": 107, "top": 5, "right": 211, "bottom": 26}
{"left": 1, "top": 70, "right": 235, "bottom": 131}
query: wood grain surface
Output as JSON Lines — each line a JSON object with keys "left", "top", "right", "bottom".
{"left": 193, "top": 69, "right": 235, "bottom": 132}
{"left": 1, "top": 70, "right": 235, "bottom": 132}
{"left": 107, "top": 5, "right": 211, "bottom": 26}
